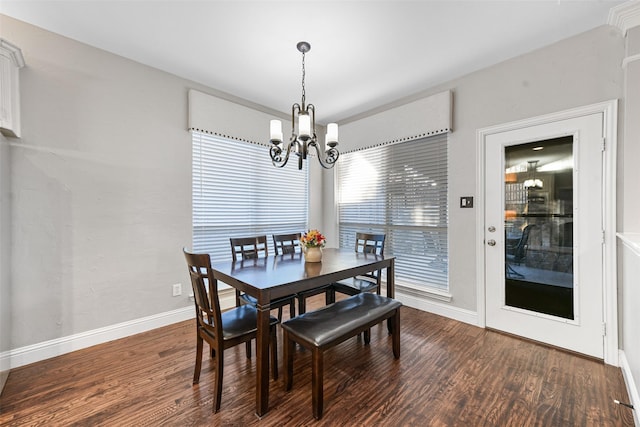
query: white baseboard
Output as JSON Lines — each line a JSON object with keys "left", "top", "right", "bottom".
{"left": 1, "top": 306, "right": 195, "bottom": 370}
{"left": 396, "top": 289, "right": 478, "bottom": 326}
{"left": 619, "top": 350, "right": 640, "bottom": 426}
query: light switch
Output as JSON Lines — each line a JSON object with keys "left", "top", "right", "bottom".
{"left": 460, "top": 196, "right": 474, "bottom": 208}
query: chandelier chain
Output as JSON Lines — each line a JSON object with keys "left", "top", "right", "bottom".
{"left": 301, "top": 50, "right": 306, "bottom": 107}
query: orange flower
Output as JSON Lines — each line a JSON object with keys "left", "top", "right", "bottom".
{"left": 301, "top": 229, "right": 326, "bottom": 248}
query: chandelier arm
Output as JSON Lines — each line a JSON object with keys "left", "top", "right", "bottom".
{"left": 291, "top": 103, "right": 301, "bottom": 136}
{"left": 308, "top": 141, "right": 340, "bottom": 169}
{"left": 270, "top": 140, "right": 294, "bottom": 168}
{"left": 307, "top": 104, "right": 316, "bottom": 135}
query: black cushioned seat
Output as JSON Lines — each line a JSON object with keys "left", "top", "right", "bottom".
{"left": 281, "top": 293, "right": 401, "bottom": 420}
{"left": 216, "top": 305, "right": 278, "bottom": 340}
{"left": 282, "top": 293, "right": 401, "bottom": 347}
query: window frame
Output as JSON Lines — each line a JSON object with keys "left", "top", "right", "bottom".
{"left": 191, "top": 131, "right": 309, "bottom": 264}
{"left": 336, "top": 134, "right": 449, "bottom": 292}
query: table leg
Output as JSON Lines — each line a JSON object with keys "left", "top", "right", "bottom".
{"left": 387, "top": 258, "right": 395, "bottom": 298}
{"left": 255, "top": 301, "right": 271, "bottom": 417}
{"left": 387, "top": 259, "right": 395, "bottom": 334}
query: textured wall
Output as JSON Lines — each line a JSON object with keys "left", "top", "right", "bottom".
{"left": 334, "top": 25, "right": 624, "bottom": 312}
{"left": 0, "top": 15, "right": 303, "bottom": 350}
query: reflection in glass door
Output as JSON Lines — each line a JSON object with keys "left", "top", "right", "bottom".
{"left": 504, "top": 136, "right": 574, "bottom": 319}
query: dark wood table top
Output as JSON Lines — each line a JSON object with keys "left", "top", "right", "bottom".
{"left": 211, "top": 247, "right": 395, "bottom": 303}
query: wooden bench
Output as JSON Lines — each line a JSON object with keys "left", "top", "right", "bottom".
{"left": 281, "top": 292, "right": 402, "bottom": 420}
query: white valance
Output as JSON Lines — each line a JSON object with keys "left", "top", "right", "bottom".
{"left": 340, "top": 90, "right": 452, "bottom": 152}
{"left": 188, "top": 89, "right": 277, "bottom": 146}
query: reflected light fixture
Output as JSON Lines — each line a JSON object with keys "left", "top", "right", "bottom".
{"left": 269, "top": 41, "right": 339, "bottom": 170}
{"left": 523, "top": 160, "right": 543, "bottom": 189}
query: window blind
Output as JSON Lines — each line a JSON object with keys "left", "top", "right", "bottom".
{"left": 192, "top": 132, "right": 308, "bottom": 263}
{"left": 337, "top": 134, "right": 449, "bottom": 290}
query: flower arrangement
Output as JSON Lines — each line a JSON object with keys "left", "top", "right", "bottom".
{"left": 300, "top": 229, "right": 326, "bottom": 248}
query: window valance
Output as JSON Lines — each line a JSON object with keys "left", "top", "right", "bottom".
{"left": 188, "top": 89, "right": 279, "bottom": 146}
{"left": 340, "top": 90, "right": 452, "bottom": 152}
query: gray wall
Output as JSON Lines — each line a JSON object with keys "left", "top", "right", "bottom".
{"left": 0, "top": 15, "right": 304, "bottom": 351}
{"left": 620, "top": 25, "right": 640, "bottom": 406}
{"left": 332, "top": 25, "right": 624, "bottom": 311}
{"left": 2, "top": 14, "right": 191, "bottom": 348}
{"left": 0, "top": 133, "right": 11, "bottom": 389}
{"left": 623, "top": 26, "right": 640, "bottom": 233}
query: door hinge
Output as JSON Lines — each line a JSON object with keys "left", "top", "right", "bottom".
{"left": 602, "top": 230, "right": 606, "bottom": 245}
{"left": 601, "top": 137, "right": 606, "bottom": 152}
{"left": 602, "top": 323, "right": 607, "bottom": 336}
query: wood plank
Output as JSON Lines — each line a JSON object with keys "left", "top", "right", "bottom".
{"left": 0, "top": 296, "right": 634, "bottom": 426}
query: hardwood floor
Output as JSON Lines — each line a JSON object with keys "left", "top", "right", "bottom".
{"left": 0, "top": 296, "right": 634, "bottom": 426}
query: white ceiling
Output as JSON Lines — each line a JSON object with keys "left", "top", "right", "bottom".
{"left": 0, "top": 0, "right": 624, "bottom": 124}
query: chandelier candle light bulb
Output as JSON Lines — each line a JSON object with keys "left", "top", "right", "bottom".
{"left": 299, "top": 114, "right": 311, "bottom": 139}
{"left": 326, "top": 123, "right": 338, "bottom": 147}
{"left": 270, "top": 120, "right": 283, "bottom": 143}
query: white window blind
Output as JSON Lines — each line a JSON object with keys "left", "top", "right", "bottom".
{"left": 192, "top": 132, "right": 308, "bottom": 263}
{"left": 337, "top": 134, "right": 449, "bottom": 290}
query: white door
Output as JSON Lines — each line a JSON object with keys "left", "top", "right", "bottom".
{"left": 484, "top": 113, "right": 604, "bottom": 359}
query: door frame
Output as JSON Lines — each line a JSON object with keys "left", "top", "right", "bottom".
{"left": 475, "top": 100, "right": 619, "bottom": 366}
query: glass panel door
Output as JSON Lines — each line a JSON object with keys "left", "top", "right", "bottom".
{"left": 503, "top": 136, "right": 574, "bottom": 319}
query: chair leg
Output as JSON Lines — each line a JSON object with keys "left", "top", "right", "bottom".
{"left": 246, "top": 340, "right": 252, "bottom": 359}
{"left": 298, "top": 295, "right": 307, "bottom": 315}
{"left": 213, "top": 344, "right": 224, "bottom": 413}
{"left": 327, "top": 288, "right": 336, "bottom": 304}
{"left": 392, "top": 309, "right": 401, "bottom": 359}
{"left": 270, "top": 325, "right": 278, "bottom": 380}
{"left": 284, "top": 330, "right": 295, "bottom": 391}
{"left": 364, "top": 328, "right": 371, "bottom": 344}
{"left": 324, "top": 289, "right": 333, "bottom": 305}
{"left": 193, "top": 334, "right": 204, "bottom": 384}
{"left": 289, "top": 299, "right": 296, "bottom": 319}
{"left": 277, "top": 306, "right": 283, "bottom": 322}
{"left": 312, "top": 348, "right": 324, "bottom": 420}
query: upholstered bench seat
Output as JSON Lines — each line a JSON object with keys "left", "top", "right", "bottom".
{"left": 281, "top": 292, "right": 401, "bottom": 420}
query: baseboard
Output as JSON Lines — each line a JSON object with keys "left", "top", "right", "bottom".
{"left": 396, "top": 289, "right": 478, "bottom": 326}
{"left": 619, "top": 350, "right": 640, "bottom": 426}
{"left": 0, "top": 306, "right": 195, "bottom": 370}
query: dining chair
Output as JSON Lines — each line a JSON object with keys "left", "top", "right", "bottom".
{"left": 272, "top": 233, "right": 333, "bottom": 315}
{"left": 330, "top": 232, "right": 386, "bottom": 301}
{"left": 231, "top": 236, "right": 296, "bottom": 323}
{"left": 183, "top": 248, "right": 279, "bottom": 413}
{"left": 505, "top": 224, "right": 535, "bottom": 279}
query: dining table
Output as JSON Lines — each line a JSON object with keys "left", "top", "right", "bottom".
{"left": 209, "top": 247, "right": 396, "bottom": 417}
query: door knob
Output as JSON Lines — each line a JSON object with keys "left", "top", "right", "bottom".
{"left": 487, "top": 239, "right": 496, "bottom": 246}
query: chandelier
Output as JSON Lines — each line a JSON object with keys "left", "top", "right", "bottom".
{"left": 269, "top": 41, "right": 339, "bottom": 170}
{"left": 523, "top": 160, "right": 543, "bottom": 189}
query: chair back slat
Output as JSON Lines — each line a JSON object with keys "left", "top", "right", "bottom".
{"left": 273, "top": 233, "right": 302, "bottom": 255}
{"left": 354, "top": 232, "right": 386, "bottom": 284}
{"left": 183, "top": 249, "right": 222, "bottom": 341}
{"left": 230, "top": 236, "right": 268, "bottom": 261}
{"left": 355, "top": 232, "right": 385, "bottom": 256}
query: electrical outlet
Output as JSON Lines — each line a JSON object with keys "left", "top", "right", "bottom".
{"left": 172, "top": 283, "right": 182, "bottom": 297}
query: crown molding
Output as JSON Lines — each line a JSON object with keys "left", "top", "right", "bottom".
{"left": 608, "top": 1, "right": 640, "bottom": 35}
{"left": 0, "top": 38, "right": 25, "bottom": 68}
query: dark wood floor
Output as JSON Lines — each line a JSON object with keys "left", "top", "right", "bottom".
{"left": 0, "top": 295, "right": 634, "bottom": 426}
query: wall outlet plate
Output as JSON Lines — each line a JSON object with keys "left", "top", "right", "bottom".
{"left": 172, "top": 283, "right": 182, "bottom": 297}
